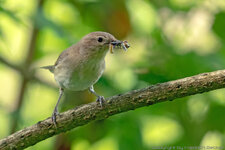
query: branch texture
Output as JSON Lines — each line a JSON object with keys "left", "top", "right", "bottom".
{"left": 0, "top": 69, "right": 225, "bottom": 150}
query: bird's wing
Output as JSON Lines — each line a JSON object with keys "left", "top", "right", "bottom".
{"left": 40, "top": 49, "right": 69, "bottom": 73}
{"left": 54, "top": 50, "right": 69, "bottom": 66}
{"left": 41, "top": 43, "right": 80, "bottom": 73}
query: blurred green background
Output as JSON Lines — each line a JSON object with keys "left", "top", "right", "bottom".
{"left": 1, "top": 0, "right": 225, "bottom": 149}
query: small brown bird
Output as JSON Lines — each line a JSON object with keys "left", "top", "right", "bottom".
{"left": 42, "top": 31, "right": 129, "bottom": 125}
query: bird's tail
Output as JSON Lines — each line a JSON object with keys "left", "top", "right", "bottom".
{"left": 40, "top": 65, "right": 55, "bottom": 73}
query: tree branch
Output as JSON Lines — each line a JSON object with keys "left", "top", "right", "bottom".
{"left": 0, "top": 56, "right": 23, "bottom": 73}
{"left": 0, "top": 55, "right": 56, "bottom": 89}
{"left": 0, "top": 69, "right": 225, "bottom": 150}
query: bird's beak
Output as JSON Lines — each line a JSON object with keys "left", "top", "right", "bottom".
{"left": 109, "top": 40, "right": 121, "bottom": 54}
{"left": 109, "top": 40, "right": 130, "bottom": 54}
{"left": 110, "top": 40, "right": 123, "bottom": 46}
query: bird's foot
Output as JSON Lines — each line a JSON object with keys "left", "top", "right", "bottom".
{"left": 96, "top": 96, "right": 105, "bottom": 107}
{"left": 51, "top": 110, "right": 59, "bottom": 127}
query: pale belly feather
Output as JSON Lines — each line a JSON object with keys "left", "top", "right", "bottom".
{"left": 54, "top": 59, "right": 105, "bottom": 91}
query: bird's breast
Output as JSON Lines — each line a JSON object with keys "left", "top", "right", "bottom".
{"left": 55, "top": 59, "right": 105, "bottom": 91}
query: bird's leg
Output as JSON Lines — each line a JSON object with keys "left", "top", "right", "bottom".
{"left": 52, "top": 87, "right": 64, "bottom": 126}
{"left": 89, "top": 85, "right": 104, "bottom": 107}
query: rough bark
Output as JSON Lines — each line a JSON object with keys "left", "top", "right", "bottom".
{"left": 0, "top": 69, "right": 225, "bottom": 150}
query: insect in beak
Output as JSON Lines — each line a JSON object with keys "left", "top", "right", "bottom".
{"left": 109, "top": 40, "right": 130, "bottom": 54}
{"left": 121, "top": 40, "right": 130, "bottom": 51}
{"left": 109, "top": 44, "right": 113, "bottom": 54}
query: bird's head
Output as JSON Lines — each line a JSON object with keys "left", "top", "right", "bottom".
{"left": 79, "top": 31, "right": 124, "bottom": 57}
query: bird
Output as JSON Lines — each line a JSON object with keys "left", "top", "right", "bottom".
{"left": 41, "top": 31, "right": 128, "bottom": 125}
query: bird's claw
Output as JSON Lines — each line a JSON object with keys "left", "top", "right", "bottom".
{"left": 96, "top": 96, "right": 105, "bottom": 107}
{"left": 51, "top": 110, "right": 59, "bottom": 127}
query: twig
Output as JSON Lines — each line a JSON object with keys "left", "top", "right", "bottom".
{"left": 0, "top": 69, "right": 224, "bottom": 150}
{"left": 0, "top": 56, "right": 56, "bottom": 89}
{"left": 0, "top": 56, "right": 23, "bottom": 73}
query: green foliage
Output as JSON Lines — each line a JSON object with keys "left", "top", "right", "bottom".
{"left": 212, "top": 12, "right": 225, "bottom": 41}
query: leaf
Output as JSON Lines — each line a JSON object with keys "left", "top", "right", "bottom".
{"left": 0, "top": 6, "right": 23, "bottom": 24}
{"left": 212, "top": 12, "right": 225, "bottom": 40}
{"left": 34, "top": 8, "right": 64, "bottom": 37}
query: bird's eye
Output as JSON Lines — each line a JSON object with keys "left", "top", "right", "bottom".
{"left": 98, "top": 37, "right": 103, "bottom": 42}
